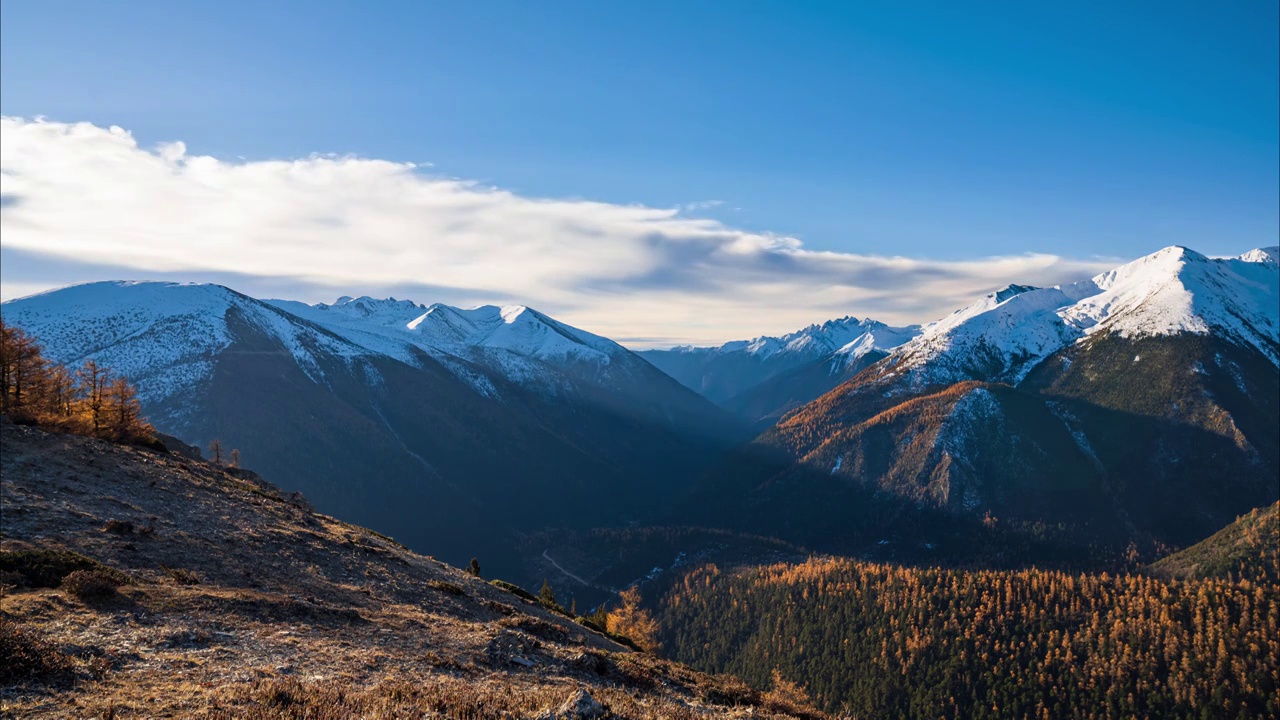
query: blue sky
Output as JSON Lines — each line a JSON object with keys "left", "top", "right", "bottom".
{"left": 1, "top": 1, "right": 1277, "bottom": 344}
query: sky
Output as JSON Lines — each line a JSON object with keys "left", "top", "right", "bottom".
{"left": 1, "top": 1, "right": 1276, "bottom": 346}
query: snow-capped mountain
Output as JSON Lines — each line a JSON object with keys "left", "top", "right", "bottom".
{"left": 272, "top": 296, "right": 624, "bottom": 366}
{"left": 693, "top": 245, "right": 1280, "bottom": 560}
{"left": 1, "top": 281, "right": 743, "bottom": 577}
{"left": 639, "top": 316, "right": 920, "bottom": 425}
{"left": 0, "top": 282, "right": 369, "bottom": 409}
{"left": 879, "top": 245, "right": 1279, "bottom": 389}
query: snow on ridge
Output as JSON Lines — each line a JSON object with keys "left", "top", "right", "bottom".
{"left": 1063, "top": 245, "right": 1279, "bottom": 360}
{"left": 1, "top": 281, "right": 367, "bottom": 402}
{"left": 886, "top": 244, "right": 1280, "bottom": 385}
{"left": 5, "top": 283, "right": 631, "bottom": 402}
{"left": 274, "top": 295, "right": 627, "bottom": 363}
{"left": 1236, "top": 246, "right": 1278, "bottom": 265}
{"left": 270, "top": 295, "right": 634, "bottom": 392}
{"left": 891, "top": 284, "right": 1082, "bottom": 385}
{"left": 670, "top": 315, "right": 921, "bottom": 362}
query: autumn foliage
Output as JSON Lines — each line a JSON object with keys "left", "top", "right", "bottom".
{"left": 660, "top": 557, "right": 1279, "bottom": 719}
{"left": 606, "top": 586, "right": 662, "bottom": 653}
{"left": 0, "top": 318, "right": 153, "bottom": 443}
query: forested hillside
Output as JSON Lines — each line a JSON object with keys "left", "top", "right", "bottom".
{"left": 1149, "top": 503, "right": 1279, "bottom": 582}
{"left": 659, "top": 558, "right": 1279, "bottom": 719}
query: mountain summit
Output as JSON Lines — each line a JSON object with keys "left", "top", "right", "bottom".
{"left": 884, "top": 245, "right": 1279, "bottom": 388}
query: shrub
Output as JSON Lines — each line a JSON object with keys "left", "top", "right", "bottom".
{"left": 427, "top": 579, "right": 464, "bottom": 596}
{"left": 160, "top": 564, "right": 202, "bottom": 586}
{"left": 0, "top": 549, "right": 129, "bottom": 588}
{"left": 763, "top": 668, "right": 815, "bottom": 716}
{"left": 0, "top": 569, "right": 25, "bottom": 588}
{"left": 576, "top": 615, "right": 606, "bottom": 633}
{"left": 499, "top": 614, "right": 569, "bottom": 642}
{"left": 490, "top": 579, "right": 537, "bottom": 602}
{"left": 61, "top": 569, "right": 123, "bottom": 601}
{"left": 0, "top": 618, "right": 77, "bottom": 685}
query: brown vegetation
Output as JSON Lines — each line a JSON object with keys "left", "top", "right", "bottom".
{"left": 0, "top": 318, "right": 153, "bottom": 443}
{"left": 661, "top": 557, "right": 1280, "bottom": 718}
{"left": 0, "top": 618, "right": 78, "bottom": 686}
{"left": 605, "top": 587, "right": 662, "bottom": 653}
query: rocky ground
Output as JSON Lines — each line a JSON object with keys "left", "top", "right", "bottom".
{"left": 0, "top": 421, "right": 823, "bottom": 719}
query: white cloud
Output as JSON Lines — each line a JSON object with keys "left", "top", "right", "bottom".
{"left": 0, "top": 117, "right": 1118, "bottom": 346}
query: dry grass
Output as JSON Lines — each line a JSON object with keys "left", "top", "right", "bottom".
{"left": 0, "top": 422, "right": 823, "bottom": 719}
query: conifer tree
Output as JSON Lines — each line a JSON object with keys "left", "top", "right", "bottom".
{"left": 607, "top": 586, "right": 661, "bottom": 652}
{"left": 539, "top": 579, "right": 559, "bottom": 610}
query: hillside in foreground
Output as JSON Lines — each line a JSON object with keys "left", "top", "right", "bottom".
{"left": 0, "top": 421, "right": 823, "bottom": 719}
{"left": 1149, "top": 502, "right": 1279, "bottom": 582}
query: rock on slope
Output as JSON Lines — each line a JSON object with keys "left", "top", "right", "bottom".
{"left": 0, "top": 422, "right": 822, "bottom": 719}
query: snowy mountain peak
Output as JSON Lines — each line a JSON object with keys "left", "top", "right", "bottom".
{"left": 0, "top": 281, "right": 366, "bottom": 403}
{"left": 993, "top": 284, "right": 1039, "bottom": 303}
{"left": 322, "top": 295, "right": 426, "bottom": 318}
{"left": 886, "top": 244, "right": 1280, "bottom": 386}
{"left": 679, "top": 315, "right": 919, "bottom": 361}
{"left": 262, "top": 295, "right": 630, "bottom": 385}
{"left": 498, "top": 304, "right": 535, "bottom": 324}
{"left": 1238, "top": 246, "right": 1279, "bottom": 266}
{"left": 5, "top": 283, "right": 650, "bottom": 401}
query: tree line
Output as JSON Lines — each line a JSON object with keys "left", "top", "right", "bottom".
{"left": 0, "top": 318, "right": 153, "bottom": 443}
{"left": 659, "top": 557, "right": 1279, "bottom": 719}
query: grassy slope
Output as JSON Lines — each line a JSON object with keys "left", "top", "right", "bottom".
{"left": 0, "top": 421, "right": 823, "bottom": 720}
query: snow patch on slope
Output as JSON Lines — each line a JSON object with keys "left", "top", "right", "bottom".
{"left": 1046, "top": 401, "right": 1103, "bottom": 471}
{"left": 934, "top": 387, "right": 1003, "bottom": 511}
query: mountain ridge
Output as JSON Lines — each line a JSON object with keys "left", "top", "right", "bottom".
{"left": 640, "top": 315, "right": 921, "bottom": 427}
{"left": 1, "top": 281, "right": 746, "bottom": 579}
{"left": 688, "top": 244, "right": 1280, "bottom": 559}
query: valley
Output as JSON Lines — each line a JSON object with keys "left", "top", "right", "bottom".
{"left": 3, "top": 243, "right": 1278, "bottom": 718}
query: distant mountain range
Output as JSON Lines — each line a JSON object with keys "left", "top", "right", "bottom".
{"left": 0, "top": 282, "right": 745, "bottom": 576}
{"left": 684, "top": 245, "right": 1279, "bottom": 561}
{"left": 639, "top": 317, "right": 920, "bottom": 428}
{"left": 4, "top": 244, "right": 1276, "bottom": 574}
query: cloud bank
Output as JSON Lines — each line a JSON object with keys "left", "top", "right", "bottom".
{"left": 0, "top": 117, "right": 1117, "bottom": 346}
